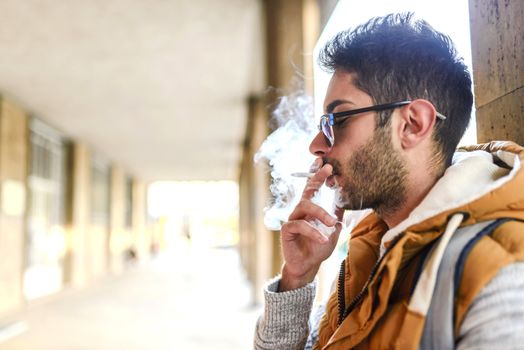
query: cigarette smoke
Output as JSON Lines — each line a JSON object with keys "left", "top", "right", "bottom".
{"left": 254, "top": 90, "right": 338, "bottom": 231}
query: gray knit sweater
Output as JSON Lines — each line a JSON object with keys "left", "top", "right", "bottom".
{"left": 254, "top": 262, "right": 524, "bottom": 349}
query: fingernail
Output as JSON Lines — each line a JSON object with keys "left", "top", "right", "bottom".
{"left": 329, "top": 216, "right": 337, "bottom": 226}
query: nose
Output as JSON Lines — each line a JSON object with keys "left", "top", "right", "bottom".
{"left": 309, "top": 131, "right": 331, "bottom": 157}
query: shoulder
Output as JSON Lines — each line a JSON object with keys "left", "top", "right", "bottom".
{"left": 458, "top": 262, "right": 524, "bottom": 349}
{"left": 456, "top": 219, "right": 524, "bottom": 331}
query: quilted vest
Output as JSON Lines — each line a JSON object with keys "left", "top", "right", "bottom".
{"left": 314, "top": 217, "right": 524, "bottom": 349}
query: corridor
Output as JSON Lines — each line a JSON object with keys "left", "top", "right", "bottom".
{"left": 0, "top": 245, "right": 261, "bottom": 350}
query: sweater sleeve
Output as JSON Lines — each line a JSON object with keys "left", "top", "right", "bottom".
{"left": 457, "top": 262, "right": 524, "bottom": 350}
{"left": 254, "top": 276, "right": 317, "bottom": 350}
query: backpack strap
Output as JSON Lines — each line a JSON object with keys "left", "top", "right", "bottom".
{"left": 419, "top": 218, "right": 511, "bottom": 350}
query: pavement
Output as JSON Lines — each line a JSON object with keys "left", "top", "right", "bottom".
{"left": 0, "top": 244, "right": 261, "bottom": 350}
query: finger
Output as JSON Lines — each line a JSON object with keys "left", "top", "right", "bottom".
{"left": 302, "top": 163, "right": 333, "bottom": 200}
{"left": 327, "top": 226, "right": 342, "bottom": 245}
{"left": 334, "top": 206, "right": 345, "bottom": 221}
{"left": 309, "top": 157, "right": 323, "bottom": 173}
{"left": 282, "top": 220, "right": 329, "bottom": 244}
{"left": 331, "top": 207, "right": 346, "bottom": 235}
{"left": 289, "top": 200, "right": 338, "bottom": 227}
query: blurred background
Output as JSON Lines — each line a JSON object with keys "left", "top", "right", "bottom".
{"left": 0, "top": 0, "right": 521, "bottom": 349}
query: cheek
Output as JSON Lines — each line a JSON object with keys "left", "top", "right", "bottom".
{"left": 335, "top": 119, "right": 376, "bottom": 150}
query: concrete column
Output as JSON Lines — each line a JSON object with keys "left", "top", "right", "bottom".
{"left": 317, "top": 0, "right": 338, "bottom": 28}
{"left": 239, "top": 93, "right": 281, "bottom": 303}
{"left": 65, "top": 143, "right": 91, "bottom": 287}
{"left": 264, "top": 0, "right": 319, "bottom": 94}
{"left": 132, "top": 179, "right": 149, "bottom": 262}
{"left": 238, "top": 0, "right": 321, "bottom": 303}
{"left": 251, "top": 96, "right": 274, "bottom": 302}
{"left": 303, "top": 0, "right": 321, "bottom": 94}
{"left": 109, "top": 166, "right": 126, "bottom": 273}
{"left": 0, "top": 99, "right": 28, "bottom": 315}
{"left": 238, "top": 145, "right": 253, "bottom": 283}
{"left": 470, "top": 0, "right": 524, "bottom": 143}
{"left": 263, "top": 0, "right": 321, "bottom": 277}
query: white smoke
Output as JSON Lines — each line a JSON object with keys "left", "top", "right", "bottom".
{"left": 254, "top": 90, "right": 338, "bottom": 231}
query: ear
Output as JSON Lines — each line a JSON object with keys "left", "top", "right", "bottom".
{"left": 395, "top": 99, "right": 437, "bottom": 150}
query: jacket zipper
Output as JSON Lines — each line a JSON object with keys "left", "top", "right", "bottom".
{"left": 337, "top": 234, "right": 404, "bottom": 325}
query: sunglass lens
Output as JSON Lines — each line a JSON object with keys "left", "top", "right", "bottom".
{"left": 321, "top": 119, "right": 334, "bottom": 147}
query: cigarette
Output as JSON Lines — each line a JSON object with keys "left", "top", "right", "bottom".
{"left": 291, "top": 172, "right": 315, "bottom": 178}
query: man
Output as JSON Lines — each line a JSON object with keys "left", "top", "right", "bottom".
{"left": 254, "top": 13, "right": 524, "bottom": 349}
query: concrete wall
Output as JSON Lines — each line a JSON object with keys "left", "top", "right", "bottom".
{"left": 470, "top": 0, "right": 524, "bottom": 144}
{"left": 0, "top": 99, "right": 28, "bottom": 315}
{"left": 0, "top": 97, "right": 152, "bottom": 315}
{"left": 66, "top": 144, "right": 151, "bottom": 285}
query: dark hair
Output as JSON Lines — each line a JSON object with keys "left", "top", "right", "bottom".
{"left": 318, "top": 13, "right": 473, "bottom": 169}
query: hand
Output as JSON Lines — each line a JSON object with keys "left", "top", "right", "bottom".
{"left": 279, "top": 160, "right": 344, "bottom": 291}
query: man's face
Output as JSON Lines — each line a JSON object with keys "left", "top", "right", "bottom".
{"left": 309, "top": 70, "right": 407, "bottom": 216}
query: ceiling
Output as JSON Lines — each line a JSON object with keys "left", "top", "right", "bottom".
{"left": 0, "top": 0, "right": 264, "bottom": 181}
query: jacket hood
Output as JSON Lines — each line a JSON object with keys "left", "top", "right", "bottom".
{"left": 379, "top": 141, "right": 524, "bottom": 256}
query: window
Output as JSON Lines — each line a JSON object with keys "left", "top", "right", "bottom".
{"left": 24, "top": 118, "right": 67, "bottom": 299}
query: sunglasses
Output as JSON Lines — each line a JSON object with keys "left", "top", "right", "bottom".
{"left": 318, "top": 100, "right": 447, "bottom": 147}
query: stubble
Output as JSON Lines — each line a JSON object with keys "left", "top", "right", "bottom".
{"left": 327, "top": 125, "right": 408, "bottom": 218}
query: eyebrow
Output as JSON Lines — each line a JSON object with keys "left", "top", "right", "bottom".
{"left": 325, "top": 99, "right": 355, "bottom": 114}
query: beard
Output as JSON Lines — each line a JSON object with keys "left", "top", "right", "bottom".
{"left": 325, "top": 125, "right": 408, "bottom": 218}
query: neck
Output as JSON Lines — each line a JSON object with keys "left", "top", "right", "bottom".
{"left": 379, "top": 170, "right": 439, "bottom": 229}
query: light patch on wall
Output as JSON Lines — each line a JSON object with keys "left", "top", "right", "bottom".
{"left": 1, "top": 180, "right": 26, "bottom": 216}
{"left": 147, "top": 181, "right": 239, "bottom": 249}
